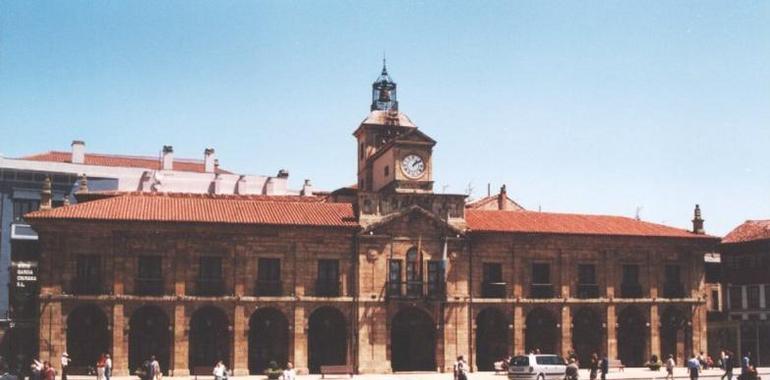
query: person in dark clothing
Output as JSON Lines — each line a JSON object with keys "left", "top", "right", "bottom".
{"left": 721, "top": 351, "right": 734, "bottom": 380}
{"left": 589, "top": 353, "right": 599, "bottom": 380}
{"left": 600, "top": 355, "right": 609, "bottom": 380}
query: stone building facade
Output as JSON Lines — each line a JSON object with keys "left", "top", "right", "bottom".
{"left": 26, "top": 65, "right": 719, "bottom": 375}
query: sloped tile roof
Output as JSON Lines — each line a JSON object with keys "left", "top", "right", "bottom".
{"left": 466, "top": 209, "right": 716, "bottom": 239}
{"left": 722, "top": 220, "right": 770, "bottom": 244}
{"left": 25, "top": 192, "right": 358, "bottom": 228}
{"left": 466, "top": 194, "right": 525, "bottom": 211}
{"left": 20, "top": 151, "right": 231, "bottom": 174}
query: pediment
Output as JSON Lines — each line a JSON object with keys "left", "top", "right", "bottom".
{"left": 394, "top": 128, "right": 436, "bottom": 145}
{"left": 361, "top": 205, "right": 464, "bottom": 236}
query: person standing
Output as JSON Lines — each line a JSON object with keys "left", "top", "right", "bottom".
{"left": 453, "top": 355, "right": 468, "bottom": 380}
{"left": 687, "top": 354, "right": 701, "bottom": 380}
{"left": 665, "top": 354, "right": 675, "bottom": 380}
{"left": 31, "top": 359, "right": 43, "bottom": 380}
{"left": 213, "top": 361, "right": 227, "bottom": 380}
{"left": 43, "top": 361, "right": 55, "bottom": 380}
{"left": 96, "top": 354, "right": 106, "bottom": 380}
{"left": 599, "top": 355, "right": 608, "bottom": 380}
{"left": 565, "top": 358, "right": 579, "bottom": 380}
{"left": 282, "top": 362, "right": 295, "bottom": 380}
{"left": 741, "top": 352, "right": 751, "bottom": 377}
{"left": 720, "top": 351, "right": 733, "bottom": 380}
{"left": 60, "top": 353, "right": 70, "bottom": 380}
{"left": 150, "top": 356, "right": 161, "bottom": 380}
{"left": 589, "top": 353, "right": 599, "bottom": 380}
{"left": 104, "top": 355, "right": 112, "bottom": 380}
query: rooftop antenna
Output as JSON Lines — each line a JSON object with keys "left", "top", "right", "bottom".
{"left": 487, "top": 183, "right": 491, "bottom": 197}
{"left": 635, "top": 206, "right": 644, "bottom": 221}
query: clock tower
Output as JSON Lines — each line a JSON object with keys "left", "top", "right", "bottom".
{"left": 353, "top": 62, "right": 436, "bottom": 194}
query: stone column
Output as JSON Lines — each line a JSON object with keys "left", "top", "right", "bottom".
{"left": 693, "top": 304, "right": 708, "bottom": 355}
{"left": 606, "top": 304, "right": 617, "bottom": 360}
{"left": 293, "top": 306, "right": 308, "bottom": 374}
{"left": 649, "top": 304, "right": 660, "bottom": 358}
{"left": 513, "top": 305, "right": 525, "bottom": 355}
{"left": 171, "top": 304, "right": 189, "bottom": 376}
{"left": 561, "top": 306, "right": 572, "bottom": 358}
{"left": 232, "top": 304, "right": 249, "bottom": 376}
{"left": 39, "top": 300, "right": 64, "bottom": 371}
{"left": 112, "top": 303, "right": 129, "bottom": 376}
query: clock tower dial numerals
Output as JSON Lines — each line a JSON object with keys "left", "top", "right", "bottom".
{"left": 401, "top": 154, "right": 426, "bottom": 179}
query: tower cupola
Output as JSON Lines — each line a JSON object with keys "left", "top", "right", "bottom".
{"left": 371, "top": 59, "right": 398, "bottom": 111}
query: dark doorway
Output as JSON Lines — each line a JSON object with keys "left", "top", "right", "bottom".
{"left": 249, "top": 308, "right": 289, "bottom": 374}
{"left": 391, "top": 307, "right": 436, "bottom": 371}
{"left": 308, "top": 307, "right": 347, "bottom": 373}
{"left": 67, "top": 304, "right": 110, "bottom": 367}
{"left": 129, "top": 306, "right": 170, "bottom": 375}
{"left": 189, "top": 306, "right": 230, "bottom": 371}
{"left": 660, "top": 307, "right": 691, "bottom": 365}
{"left": 572, "top": 308, "right": 602, "bottom": 367}
{"left": 476, "top": 308, "right": 509, "bottom": 371}
{"left": 525, "top": 308, "right": 558, "bottom": 354}
{"left": 617, "top": 306, "right": 646, "bottom": 366}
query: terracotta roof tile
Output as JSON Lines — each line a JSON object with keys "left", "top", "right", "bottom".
{"left": 466, "top": 209, "right": 715, "bottom": 239}
{"left": 26, "top": 192, "right": 358, "bottom": 228}
{"left": 20, "top": 151, "right": 231, "bottom": 174}
{"left": 722, "top": 220, "right": 770, "bottom": 244}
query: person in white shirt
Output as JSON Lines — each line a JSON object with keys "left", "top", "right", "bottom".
{"left": 104, "top": 354, "right": 112, "bottom": 380}
{"left": 282, "top": 362, "right": 296, "bottom": 380}
{"left": 213, "top": 361, "right": 227, "bottom": 380}
{"left": 61, "top": 353, "right": 70, "bottom": 380}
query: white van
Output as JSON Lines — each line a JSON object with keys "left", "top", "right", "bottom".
{"left": 508, "top": 354, "right": 567, "bottom": 380}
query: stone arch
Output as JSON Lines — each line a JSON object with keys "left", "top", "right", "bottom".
{"left": 66, "top": 304, "right": 110, "bottom": 367}
{"left": 617, "top": 306, "right": 646, "bottom": 367}
{"left": 525, "top": 307, "right": 559, "bottom": 354}
{"left": 248, "top": 307, "right": 289, "bottom": 374}
{"left": 129, "top": 305, "right": 170, "bottom": 374}
{"left": 660, "top": 306, "right": 691, "bottom": 365}
{"left": 475, "top": 307, "right": 510, "bottom": 371}
{"left": 391, "top": 306, "right": 436, "bottom": 371}
{"left": 308, "top": 306, "right": 347, "bottom": 373}
{"left": 572, "top": 307, "right": 602, "bottom": 367}
{"left": 189, "top": 306, "right": 230, "bottom": 371}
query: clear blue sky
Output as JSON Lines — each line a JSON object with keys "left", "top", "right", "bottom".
{"left": 1, "top": 1, "right": 768, "bottom": 235}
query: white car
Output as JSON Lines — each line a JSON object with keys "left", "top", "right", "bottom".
{"left": 508, "top": 354, "right": 567, "bottom": 380}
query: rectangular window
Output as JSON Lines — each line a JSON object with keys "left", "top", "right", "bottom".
{"left": 316, "top": 259, "right": 340, "bottom": 297}
{"left": 729, "top": 286, "right": 743, "bottom": 310}
{"left": 75, "top": 255, "right": 102, "bottom": 295}
{"left": 388, "top": 259, "right": 402, "bottom": 297}
{"left": 427, "top": 260, "right": 445, "bottom": 298}
{"left": 256, "top": 258, "right": 281, "bottom": 296}
{"left": 197, "top": 256, "right": 224, "bottom": 296}
{"left": 711, "top": 289, "right": 721, "bottom": 312}
{"left": 621, "top": 264, "right": 642, "bottom": 298}
{"left": 482, "top": 263, "right": 505, "bottom": 298}
{"left": 531, "top": 263, "right": 553, "bottom": 298}
{"left": 12, "top": 199, "right": 40, "bottom": 222}
{"left": 747, "top": 285, "right": 760, "bottom": 309}
{"left": 136, "top": 256, "right": 163, "bottom": 295}
{"left": 663, "top": 265, "right": 684, "bottom": 298}
{"left": 577, "top": 264, "right": 599, "bottom": 298}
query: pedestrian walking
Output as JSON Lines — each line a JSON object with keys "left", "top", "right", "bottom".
{"left": 213, "top": 361, "right": 227, "bottom": 380}
{"left": 589, "top": 353, "right": 599, "bottom": 380}
{"left": 282, "top": 362, "right": 295, "bottom": 380}
{"left": 150, "top": 356, "right": 160, "bottom": 380}
{"left": 599, "top": 355, "right": 608, "bottom": 380}
{"left": 43, "top": 362, "right": 55, "bottom": 380}
{"left": 721, "top": 351, "right": 733, "bottom": 380}
{"left": 741, "top": 352, "right": 751, "bottom": 377}
{"left": 104, "top": 355, "right": 112, "bottom": 380}
{"left": 60, "top": 353, "right": 70, "bottom": 380}
{"left": 565, "top": 358, "right": 579, "bottom": 380}
{"left": 665, "top": 354, "right": 675, "bottom": 380}
{"left": 96, "top": 354, "right": 106, "bottom": 380}
{"left": 453, "top": 355, "right": 468, "bottom": 380}
{"left": 687, "top": 354, "right": 701, "bottom": 380}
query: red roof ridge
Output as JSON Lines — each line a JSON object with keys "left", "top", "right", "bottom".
{"left": 98, "top": 191, "right": 328, "bottom": 202}
{"left": 722, "top": 219, "right": 770, "bottom": 244}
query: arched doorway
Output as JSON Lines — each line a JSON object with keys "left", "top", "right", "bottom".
{"left": 476, "top": 308, "right": 509, "bottom": 371}
{"left": 660, "top": 307, "right": 691, "bottom": 365}
{"left": 525, "top": 308, "right": 558, "bottom": 354}
{"left": 67, "top": 304, "right": 110, "bottom": 367}
{"left": 572, "top": 308, "right": 602, "bottom": 367}
{"left": 248, "top": 308, "right": 289, "bottom": 374}
{"left": 308, "top": 307, "right": 347, "bottom": 373}
{"left": 617, "top": 306, "right": 646, "bottom": 367}
{"left": 391, "top": 307, "right": 436, "bottom": 371}
{"left": 129, "top": 306, "right": 170, "bottom": 375}
{"left": 189, "top": 306, "right": 230, "bottom": 371}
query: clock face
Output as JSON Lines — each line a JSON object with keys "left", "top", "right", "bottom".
{"left": 401, "top": 154, "right": 426, "bottom": 179}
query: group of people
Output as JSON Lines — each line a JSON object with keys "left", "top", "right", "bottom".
{"left": 28, "top": 360, "right": 55, "bottom": 380}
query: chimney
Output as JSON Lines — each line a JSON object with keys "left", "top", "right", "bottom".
{"left": 161, "top": 145, "right": 174, "bottom": 170}
{"left": 77, "top": 173, "right": 89, "bottom": 194}
{"left": 301, "top": 179, "right": 314, "bottom": 196}
{"left": 498, "top": 184, "right": 508, "bottom": 210}
{"left": 40, "top": 176, "right": 52, "bottom": 210}
{"left": 277, "top": 169, "right": 289, "bottom": 179}
{"left": 71, "top": 140, "right": 86, "bottom": 164}
{"left": 204, "top": 148, "right": 216, "bottom": 173}
{"left": 692, "top": 204, "right": 705, "bottom": 234}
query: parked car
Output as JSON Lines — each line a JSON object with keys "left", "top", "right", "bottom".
{"left": 508, "top": 354, "right": 567, "bottom": 380}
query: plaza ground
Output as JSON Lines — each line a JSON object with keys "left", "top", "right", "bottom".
{"left": 65, "top": 367, "right": 769, "bottom": 380}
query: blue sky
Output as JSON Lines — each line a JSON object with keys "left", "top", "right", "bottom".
{"left": 1, "top": 1, "right": 768, "bottom": 235}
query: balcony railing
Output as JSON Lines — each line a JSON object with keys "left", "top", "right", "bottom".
{"left": 196, "top": 278, "right": 225, "bottom": 296}
{"left": 387, "top": 281, "right": 445, "bottom": 299}
{"left": 255, "top": 280, "right": 282, "bottom": 296}
{"left": 72, "top": 279, "right": 104, "bottom": 295}
{"left": 620, "top": 283, "right": 643, "bottom": 298}
{"left": 135, "top": 278, "right": 164, "bottom": 296}
{"left": 577, "top": 284, "right": 600, "bottom": 299}
{"left": 481, "top": 282, "right": 507, "bottom": 298}
{"left": 530, "top": 283, "right": 554, "bottom": 298}
{"left": 663, "top": 283, "right": 685, "bottom": 298}
{"left": 316, "top": 279, "right": 341, "bottom": 297}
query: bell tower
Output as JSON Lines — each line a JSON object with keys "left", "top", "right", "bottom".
{"left": 371, "top": 60, "right": 398, "bottom": 112}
